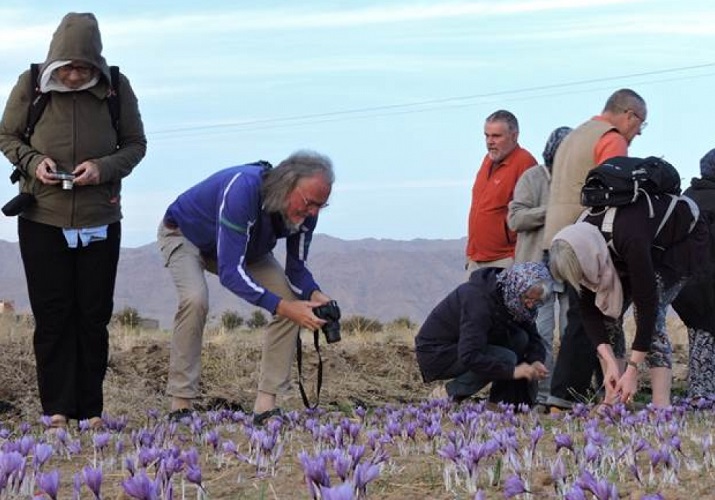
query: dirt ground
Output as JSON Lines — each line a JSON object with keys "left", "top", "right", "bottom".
{"left": 0, "top": 314, "right": 698, "bottom": 499}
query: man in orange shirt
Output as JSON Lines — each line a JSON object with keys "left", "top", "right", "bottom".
{"left": 466, "top": 110, "right": 537, "bottom": 276}
{"left": 543, "top": 88, "right": 648, "bottom": 410}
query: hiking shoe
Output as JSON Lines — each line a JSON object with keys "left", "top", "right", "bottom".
{"left": 252, "top": 407, "right": 283, "bottom": 426}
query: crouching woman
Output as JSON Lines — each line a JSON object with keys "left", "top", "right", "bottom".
{"left": 415, "top": 262, "right": 553, "bottom": 405}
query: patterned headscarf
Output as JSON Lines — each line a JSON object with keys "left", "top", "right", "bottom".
{"left": 700, "top": 148, "right": 715, "bottom": 179}
{"left": 542, "top": 126, "right": 572, "bottom": 170}
{"left": 496, "top": 262, "right": 554, "bottom": 322}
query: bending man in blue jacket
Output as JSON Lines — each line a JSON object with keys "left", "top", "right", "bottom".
{"left": 158, "top": 150, "right": 334, "bottom": 422}
{"left": 415, "top": 262, "right": 552, "bottom": 405}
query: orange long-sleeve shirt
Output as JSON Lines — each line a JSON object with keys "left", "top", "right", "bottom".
{"left": 466, "top": 146, "right": 537, "bottom": 262}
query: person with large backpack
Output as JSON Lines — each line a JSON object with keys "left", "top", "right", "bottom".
{"left": 548, "top": 190, "right": 708, "bottom": 407}
{"left": 541, "top": 89, "right": 648, "bottom": 411}
{"left": 671, "top": 149, "right": 715, "bottom": 400}
{"left": 0, "top": 13, "right": 146, "bottom": 429}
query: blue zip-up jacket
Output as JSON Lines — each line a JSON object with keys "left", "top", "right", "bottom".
{"left": 164, "top": 163, "right": 320, "bottom": 313}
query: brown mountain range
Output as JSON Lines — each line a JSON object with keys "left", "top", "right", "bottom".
{"left": 0, "top": 235, "right": 466, "bottom": 329}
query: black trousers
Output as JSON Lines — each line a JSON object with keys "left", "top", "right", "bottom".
{"left": 19, "top": 218, "right": 120, "bottom": 419}
{"left": 442, "top": 325, "right": 537, "bottom": 406}
{"left": 550, "top": 284, "right": 602, "bottom": 403}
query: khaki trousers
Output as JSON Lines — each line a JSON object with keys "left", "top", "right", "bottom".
{"left": 158, "top": 222, "right": 300, "bottom": 399}
{"left": 465, "top": 256, "right": 514, "bottom": 280}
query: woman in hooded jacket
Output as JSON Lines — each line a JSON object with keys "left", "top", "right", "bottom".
{"left": 0, "top": 12, "right": 146, "bottom": 428}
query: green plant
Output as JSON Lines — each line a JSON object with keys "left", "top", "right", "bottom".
{"left": 221, "top": 310, "right": 244, "bottom": 330}
{"left": 246, "top": 310, "right": 268, "bottom": 329}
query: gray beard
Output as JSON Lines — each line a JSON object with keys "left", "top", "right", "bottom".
{"left": 282, "top": 214, "right": 302, "bottom": 234}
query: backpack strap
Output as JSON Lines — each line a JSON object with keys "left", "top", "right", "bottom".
{"left": 107, "top": 66, "right": 121, "bottom": 134}
{"left": 23, "top": 63, "right": 49, "bottom": 142}
{"left": 578, "top": 206, "right": 618, "bottom": 254}
{"left": 680, "top": 195, "right": 700, "bottom": 234}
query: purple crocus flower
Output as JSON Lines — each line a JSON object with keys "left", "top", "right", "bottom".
{"left": 93, "top": 433, "right": 111, "bottom": 452}
{"left": 36, "top": 469, "right": 60, "bottom": 500}
{"left": 299, "top": 451, "right": 330, "bottom": 498}
{"left": 32, "top": 443, "right": 54, "bottom": 469}
{"left": 550, "top": 455, "right": 566, "bottom": 483}
{"left": 554, "top": 434, "right": 573, "bottom": 452}
{"left": 185, "top": 465, "right": 203, "bottom": 487}
{"left": 347, "top": 444, "right": 366, "bottom": 465}
{"left": 584, "top": 442, "right": 600, "bottom": 463}
{"left": 530, "top": 426, "right": 544, "bottom": 450}
{"left": 564, "top": 484, "right": 587, "bottom": 500}
{"left": 204, "top": 430, "right": 219, "bottom": 451}
{"left": 18, "top": 435, "right": 35, "bottom": 456}
{"left": 333, "top": 454, "right": 351, "bottom": 481}
{"left": 319, "top": 482, "right": 355, "bottom": 500}
{"left": 122, "top": 470, "right": 160, "bottom": 500}
{"left": 354, "top": 461, "right": 380, "bottom": 494}
{"left": 503, "top": 474, "right": 527, "bottom": 498}
{"left": 82, "top": 465, "right": 103, "bottom": 499}
{"left": 39, "top": 415, "right": 53, "bottom": 429}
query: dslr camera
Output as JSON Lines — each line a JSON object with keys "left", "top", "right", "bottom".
{"left": 313, "top": 300, "right": 341, "bottom": 343}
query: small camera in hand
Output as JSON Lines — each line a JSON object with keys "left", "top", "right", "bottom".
{"left": 313, "top": 300, "right": 341, "bottom": 343}
{"left": 50, "top": 171, "right": 75, "bottom": 190}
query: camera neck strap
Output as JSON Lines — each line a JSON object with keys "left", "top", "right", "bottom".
{"left": 295, "top": 327, "right": 324, "bottom": 410}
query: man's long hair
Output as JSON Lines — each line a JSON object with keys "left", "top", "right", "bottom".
{"left": 261, "top": 150, "right": 335, "bottom": 213}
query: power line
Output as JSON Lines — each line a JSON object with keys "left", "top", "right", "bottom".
{"left": 149, "top": 63, "right": 715, "bottom": 138}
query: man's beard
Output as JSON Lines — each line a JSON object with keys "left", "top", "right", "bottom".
{"left": 282, "top": 213, "right": 303, "bottom": 233}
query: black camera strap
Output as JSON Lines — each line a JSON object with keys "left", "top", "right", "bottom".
{"left": 295, "top": 327, "right": 324, "bottom": 409}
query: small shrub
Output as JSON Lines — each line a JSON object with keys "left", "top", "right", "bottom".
{"left": 221, "top": 310, "right": 244, "bottom": 330}
{"left": 246, "top": 310, "right": 268, "bottom": 329}
{"left": 387, "top": 316, "right": 416, "bottom": 330}
{"left": 342, "top": 315, "right": 383, "bottom": 334}
{"left": 115, "top": 306, "right": 140, "bottom": 329}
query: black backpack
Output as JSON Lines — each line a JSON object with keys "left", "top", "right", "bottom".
{"left": 579, "top": 156, "right": 698, "bottom": 255}
{"left": 580, "top": 156, "right": 681, "bottom": 209}
{"left": 9, "top": 63, "right": 121, "bottom": 185}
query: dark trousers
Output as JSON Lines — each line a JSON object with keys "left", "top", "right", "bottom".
{"left": 443, "top": 327, "right": 537, "bottom": 405}
{"left": 19, "top": 218, "right": 120, "bottom": 419}
{"left": 550, "top": 284, "right": 601, "bottom": 403}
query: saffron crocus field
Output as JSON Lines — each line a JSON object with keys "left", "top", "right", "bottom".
{"left": 0, "top": 314, "right": 710, "bottom": 499}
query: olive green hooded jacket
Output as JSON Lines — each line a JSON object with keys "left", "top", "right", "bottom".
{"left": 0, "top": 12, "right": 147, "bottom": 228}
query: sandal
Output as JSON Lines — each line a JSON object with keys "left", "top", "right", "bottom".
{"left": 252, "top": 407, "right": 283, "bottom": 426}
{"left": 88, "top": 417, "right": 104, "bottom": 430}
{"left": 168, "top": 408, "right": 193, "bottom": 422}
{"left": 50, "top": 414, "right": 68, "bottom": 429}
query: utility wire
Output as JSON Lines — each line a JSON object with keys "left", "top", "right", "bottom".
{"left": 149, "top": 63, "right": 715, "bottom": 138}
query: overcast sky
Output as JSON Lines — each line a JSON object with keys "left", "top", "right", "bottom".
{"left": 1, "top": 0, "right": 714, "bottom": 247}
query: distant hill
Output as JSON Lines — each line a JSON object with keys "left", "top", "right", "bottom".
{"left": 0, "top": 235, "right": 467, "bottom": 329}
